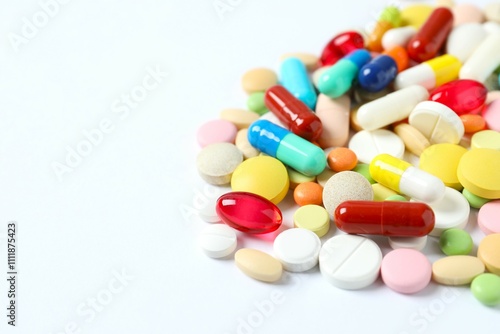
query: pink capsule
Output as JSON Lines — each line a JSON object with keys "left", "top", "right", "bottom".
{"left": 216, "top": 192, "right": 282, "bottom": 234}
{"left": 429, "top": 79, "right": 487, "bottom": 115}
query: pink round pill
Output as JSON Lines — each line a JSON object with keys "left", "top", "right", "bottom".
{"left": 483, "top": 99, "right": 500, "bottom": 132}
{"left": 478, "top": 200, "right": 500, "bottom": 235}
{"left": 197, "top": 119, "right": 238, "bottom": 147}
{"left": 381, "top": 249, "right": 432, "bottom": 294}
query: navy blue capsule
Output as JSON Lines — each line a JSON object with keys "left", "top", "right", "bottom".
{"left": 358, "top": 55, "right": 398, "bottom": 92}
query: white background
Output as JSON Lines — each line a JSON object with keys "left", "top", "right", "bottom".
{"left": 0, "top": 0, "right": 498, "bottom": 333}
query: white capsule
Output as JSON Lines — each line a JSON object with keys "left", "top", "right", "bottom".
{"left": 460, "top": 32, "right": 500, "bottom": 83}
{"left": 357, "top": 85, "right": 429, "bottom": 131}
{"left": 446, "top": 23, "right": 487, "bottom": 63}
{"left": 381, "top": 26, "right": 417, "bottom": 51}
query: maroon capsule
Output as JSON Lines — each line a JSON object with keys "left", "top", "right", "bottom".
{"left": 320, "top": 31, "right": 365, "bottom": 66}
{"left": 407, "top": 7, "right": 454, "bottom": 63}
{"left": 334, "top": 200, "right": 435, "bottom": 237}
{"left": 216, "top": 192, "right": 282, "bottom": 234}
{"left": 264, "top": 85, "right": 322, "bottom": 142}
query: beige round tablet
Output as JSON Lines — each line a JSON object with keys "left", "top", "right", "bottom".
{"left": 235, "top": 248, "right": 282, "bottom": 282}
{"left": 220, "top": 108, "right": 260, "bottom": 130}
{"left": 485, "top": 3, "right": 500, "bottom": 23}
{"left": 235, "top": 129, "right": 259, "bottom": 159}
{"left": 394, "top": 123, "right": 430, "bottom": 156}
{"left": 316, "top": 168, "right": 336, "bottom": 187}
{"left": 241, "top": 68, "right": 277, "bottom": 94}
{"left": 432, "top": 256, "right": 485, "bottom": 285}
{"left": 197, "top": 143, "right": 243, "bottom": 185}
{"left": 280, "top": 52, "right": 319, "bottom": 71}
{"left": 293, "top": 205, "right": 331, "bottom": 237}
{"left": 323, "top": 171, "right": 374, "bottom": 216}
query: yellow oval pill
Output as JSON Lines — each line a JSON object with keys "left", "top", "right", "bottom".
{"left": 471, "top": 130, "right": 500, "bottom": 150}
{"left": 235, "top": 248, "right": 282, "bottom": 282}
{"left": 231, "top": 156, "right": 289, "bottom": 204}
{"left": 457, "top": 148, "right": 500, "bottom": 199}
{"left": 420, "top": 144, "right": 468, "bottom": 191}
{"left": 394, "top": 123, "right": 430, "bottom": 156}
{"left": 220, "top": 108, "right": 260, "bottom": 130}
{"left": 293, "top": 204, "right": 330, "bottom": 237}
{"left": 372, "top": 183, "right": 399, "bottom": 201}
{"left": 400, "top": 4, "right": 434, "bottom": 29}
{"left": 432, "top": 256, "right": 485, "bottom": 286}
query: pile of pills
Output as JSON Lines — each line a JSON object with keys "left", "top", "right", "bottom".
{"left": 195, "top": 1, "right": 500, "bottom": 306}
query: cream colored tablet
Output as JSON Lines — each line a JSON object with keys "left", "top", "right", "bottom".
{"left": 235, "top": 248, "right": 282, "bottom": 282}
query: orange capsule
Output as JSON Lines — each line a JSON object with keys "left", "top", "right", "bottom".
{"left": 367, "top": 21, "right": 393, "bottom": 52}
{"left": 327, "top": 147, "right": 358, "bottom": 172}
{"left": 383, "top": 45, "right": 409, "bottom": 72}
{"left": 460, "top": 114, "right": 486, "bottom": 133}
{"left": 293, "top": 182, "right": 323, "bottom": 206}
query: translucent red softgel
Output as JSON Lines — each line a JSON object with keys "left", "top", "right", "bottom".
{"left": 320, "top": 31, "right": 364, "bottom": 66}
{"left": 216, "top": 192, "right": 282, "bottom": 234}
{"left": 429, "top": 79, "right": 487, "bottom": 115}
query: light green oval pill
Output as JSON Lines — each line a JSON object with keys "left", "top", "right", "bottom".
{"left": 380, "top": 6, "right": 402, "bottom": 27}
{"left": 463, "top": 188, "right": 491, "bottom": 209}
{"left": 247, "top": 92, "right": 267, "bottom": 115}
{"left": 471, "top": 273, "right": 500, "bottom": 306}
{"left": 385, "top": 195, "right": 407, "bottom": 201}
{"left": 439, "top": 228, "right": 473, "bottom": 256}
{"left": 353, "top": 163, "right": 376, "bottom": 184}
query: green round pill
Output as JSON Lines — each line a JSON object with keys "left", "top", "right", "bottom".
{"left": 380, "top": 6, "right": 402, "bottom": 27}
{"left": 247, "top": 92, "right": 267, "bottom": 115}
{"left": 463, "top": 188, "right": 491, "bottom": 209}
{"left": 471, "top": 273, "right": 500, "bottom": 306}
{"left": 439, "top": 229, "right": 473, "bottom": 255}
{"left": 353, "top": 163, "right": 375, "bottom": 184}
{"left": 385, "top": 195, "right": 407, "bottom": 202}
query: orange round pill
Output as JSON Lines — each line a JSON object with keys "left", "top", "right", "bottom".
{"left": 327, "top": 147, "right": 358, "bottom": 172}
{"left": 460, "top": 114, "right": 486, "bottom": 134}
{"left": 294, "top": 182, "right": 323, "bottom": 206}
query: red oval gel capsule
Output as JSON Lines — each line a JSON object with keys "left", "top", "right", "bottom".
{"left": 407, "top": 7, "right": 453, "bottom": 63}
{"left": 320, "top": 31, "right": 365, "bottom": 66}
{"left": 334, "top": 201, "right": 435, "bottom": 237}
{"left": 429, "top": 79, "right": 487, "bottom": 115}
{"left": 265, "top": 85, "right": 323, "bottom": 142}
{"left": 216, "top": 192, "right": 282, "bottom": 234}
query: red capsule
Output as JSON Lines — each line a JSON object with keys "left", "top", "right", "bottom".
{"left": 265, "top": 85, "right": 322, "bottom": 141}
{"left": 334, "top": 201, "right": 435, "bottom": 237}
{"left": 320, "top": 31, "right": 365, "bottom": 66}
{"left": 407, "top": 7, "right": 453, "bottom": 63}
{"left": 429, "top": 79, "right": 487, "bottom": 115}
{"left": 216, "top": 192, "right": 282, "bottom": 234}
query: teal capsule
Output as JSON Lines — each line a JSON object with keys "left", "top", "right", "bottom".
{"left": 247, "top": 119, "right": 326, "bottom": 176}
{"left": 318, "top": 49, "right": 372, "bottom": 98}
{"left": 280, "top": 57, "right": 317, "bottom": 109}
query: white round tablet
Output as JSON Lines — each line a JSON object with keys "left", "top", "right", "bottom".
{"left": 273, "top": 228, "right": 321, "bottom": 272}
{"left": 348, "top": 129, "right": 405, "bottom": 164}
{"left": 198, "top": 224, "right": 237, "bottom": 258}
{"left": 409, "top": 101, "right": 465, "bottom": 145}
{"left": 388, "top": 236, "right": 428, "bottom": 251}
{"left": 319, "top": 234, "right": 382, "bottom": 290}
{"left": 412, "top": 187, "right": 470, "bottom": 237}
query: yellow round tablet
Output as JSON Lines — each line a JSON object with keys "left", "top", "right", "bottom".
{"left": 457, "top": 148, "right": 500, "bottom": 199}
{"left": 419, "top": 144, "right": 467, "bottom": 191}
{"left": 231, "top": 156, "right": 289, "bottom": 204}
{"left": 293, "top": 204, "right": 330, "bottom": 237}
{"left": 471, "top": 130, "right": 500, "bottom": 150}
{"left": 401, "top": 4, "right": 433, "bottom": 29}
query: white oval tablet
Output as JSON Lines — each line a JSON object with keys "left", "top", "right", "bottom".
{"left": 349, "top": 129, "right": 405, "bottom": 164}
{"left": 198, "top": 224, "right": 237, "bottom": 258}
{"left": 388, "top": 236, "right": 427, "bottom": 251}
{"left": 412, "top": 187, "right": 470, "bottom": 237}
{"left": 273, "top": 228, "right": 321, "bottom": 272}
{"left": 319, "top": 234, "right": 382, "bottom": 290}
{"left": 409, "top": 101, "right": 464, "bottom": 145}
